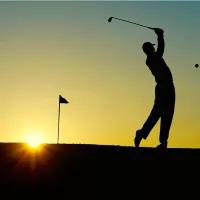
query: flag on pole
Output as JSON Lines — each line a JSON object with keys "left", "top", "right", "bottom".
{"left": 59, "top": 95, "right": 69, "bottom": 104}
{"left": 57, "top": 95, "right": 68, "bottom": 144}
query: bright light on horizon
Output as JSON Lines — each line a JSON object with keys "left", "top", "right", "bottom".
{"left": 26, "top": 133, "right": 43, "bottom": 148}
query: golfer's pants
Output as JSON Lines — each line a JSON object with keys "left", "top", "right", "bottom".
{"left": 141, "top": 83, "right": 175, "bottom": 144}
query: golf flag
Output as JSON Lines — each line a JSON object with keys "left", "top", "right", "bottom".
{"left": 57, "top": 95, "right": 69, "bottom": 144}
{"left": 59, "top": 95, "right": 69, "bottom": 104}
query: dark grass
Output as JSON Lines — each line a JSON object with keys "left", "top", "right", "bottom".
{"left": 0, "top": 143, "right": 199, "bottom": 199}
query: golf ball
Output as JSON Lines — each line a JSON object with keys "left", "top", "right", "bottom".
{"left": 195, "top": 64, "right": 199, "bottom": 68}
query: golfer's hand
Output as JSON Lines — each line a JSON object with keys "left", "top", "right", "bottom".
{"left": 154, "top": 28, "right": 164, "bottom": 36}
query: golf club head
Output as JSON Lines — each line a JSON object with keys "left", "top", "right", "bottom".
{"left": 108, "top": 17, "right": 113, "bottom": 22}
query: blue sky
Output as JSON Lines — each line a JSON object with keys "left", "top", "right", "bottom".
{"left": 0, "top": 1, "right": 199, "bottom": 148}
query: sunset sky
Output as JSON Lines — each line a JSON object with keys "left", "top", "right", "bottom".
{"left": 0, "top": 1, "right": 199, "bottom": 148}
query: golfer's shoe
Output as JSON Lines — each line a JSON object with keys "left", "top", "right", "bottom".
{"left": 157, "top": 142, "right": 168, "bottom": 149}
{"left": 134, "top": 130, "right": 143, "bottom": 147}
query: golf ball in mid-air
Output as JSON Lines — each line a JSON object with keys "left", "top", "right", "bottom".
{"left": 195, "top": 64, "right": 199, "bottom": 68}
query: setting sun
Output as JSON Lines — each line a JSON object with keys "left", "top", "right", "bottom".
{"left": 26, "top": 134, "right": 43, "bottom": 148}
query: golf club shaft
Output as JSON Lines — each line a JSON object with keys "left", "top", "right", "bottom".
{"left": 112, "top": 17, "right": 154, "bottom": 30}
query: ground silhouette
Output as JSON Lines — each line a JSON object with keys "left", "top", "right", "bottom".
{"left": 0, "top": 143, "right": 199, "bottom": 199}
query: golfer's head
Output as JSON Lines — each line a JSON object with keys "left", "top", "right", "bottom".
{"left": 142, "top": 42, "right": 155, "bottom": 55}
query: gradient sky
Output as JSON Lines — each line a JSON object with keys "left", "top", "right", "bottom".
{"left": 0, "top": 1, "right": 200, "bottom": 148}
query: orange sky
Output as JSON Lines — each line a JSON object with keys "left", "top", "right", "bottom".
{"left": 0, "top": 1, "right": 200, "bottom": 148}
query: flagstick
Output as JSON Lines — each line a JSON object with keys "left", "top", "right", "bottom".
{"left": 57, "top": 101, "right": 61, "bottom": 144}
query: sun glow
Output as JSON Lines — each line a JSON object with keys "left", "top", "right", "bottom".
{"left": 26, "top": 133, "right": 43, "bottom": 148}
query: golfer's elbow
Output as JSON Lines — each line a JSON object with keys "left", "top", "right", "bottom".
{"left": 157, "top": 35, "right": 165, "bottom": 57}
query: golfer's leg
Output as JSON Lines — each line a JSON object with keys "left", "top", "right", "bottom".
{"left": 159, "top": 102, "right": 175, "bottom": 144}
{"left": 141, "top": 102, "right": 161, "bottom": 139}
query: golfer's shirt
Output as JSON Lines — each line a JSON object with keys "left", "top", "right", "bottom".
{"left": 146, "top": 53, "right": 173, "bottom": 85}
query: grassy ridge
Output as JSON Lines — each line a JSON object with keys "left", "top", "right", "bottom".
{"left": 0, "top": 143, "right": 199, "bottom": 199}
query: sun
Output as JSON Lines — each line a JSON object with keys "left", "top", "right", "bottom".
{"left": 26, "top": 134, "right": 43, "bottom": 148}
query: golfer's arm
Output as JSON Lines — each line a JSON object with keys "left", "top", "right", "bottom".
{"left": 156, "top": 34, "right": 164, "bottom": 57}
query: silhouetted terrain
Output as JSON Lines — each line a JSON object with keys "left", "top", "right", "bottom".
{"left": 0, "top": 143, "right": 199, "bottom": 199}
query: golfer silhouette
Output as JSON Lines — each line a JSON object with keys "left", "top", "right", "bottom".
{"left": 134, "top": 28, "right": 175, "bottom": 148}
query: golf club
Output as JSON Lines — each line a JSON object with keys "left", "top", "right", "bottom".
{"left": 108, "top": 17, "right": 154, "bottom": 30}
